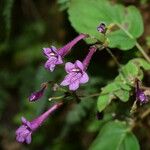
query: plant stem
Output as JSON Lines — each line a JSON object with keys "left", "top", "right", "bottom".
{"left": 141, "top": 108, "right": 150, "bottom": 119}
{"left": 106, "top": 48, "right": 130, "bottom": 84}
{"left": 116, "top": 23, "right": 150, "bottom": 63}
{"left": 135, "top": 42, "right": 150, "bottom": 63}
{"left": 106, "top": 48, "right": 121, "bottom": 67}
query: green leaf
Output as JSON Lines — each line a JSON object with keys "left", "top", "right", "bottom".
{"left": 101, "top": 82, "right": 121, "bottom": 94}
{"left": 133, "top": 58, "right": 150, "bottom": 70}
{"left": 89, "top": 121, "right": 140, "bottom": 150}
{"left": 68, "top": 0, "right": 143, "bottom": 50}
{"left": 121, "top": 61, "right": 139, "bottom": 85}
{"left": 107, "top": 30, "right": 136, "bottom": 50}
{"left": 97, "top": 94, "right": 114, "bottom": 112}
{"left": 97, "top": 58, "right": 149, "bottom": 112}
{"left": 114, "top": 89, "right": 130, "bottom": 102}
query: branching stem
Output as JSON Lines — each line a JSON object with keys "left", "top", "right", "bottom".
{"left": 116, "top": 23, "right": 150, "bottom": 63}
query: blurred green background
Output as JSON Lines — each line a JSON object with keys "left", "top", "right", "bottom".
{"left": 0, "top": 0, "right": 150, "bottom": 149}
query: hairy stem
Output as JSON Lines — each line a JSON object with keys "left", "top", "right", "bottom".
{"left": 106, "top": 48, "right": 121, "bottom": 67}
{"left": 116, "top": 23, "right": 150, "bottom": 63}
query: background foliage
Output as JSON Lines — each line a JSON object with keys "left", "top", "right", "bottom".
{"left": 0, "top": 0, "right": 150, "bottom": 149}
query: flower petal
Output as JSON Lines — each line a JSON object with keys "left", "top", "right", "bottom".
{"left": 26, "top": 133, "right": 32, "bottom": 144}
{"left": 21, "top": 117, "right": 27, "bottom": 124}
{"left": 56, "top": 55, "right": 63, "bottom": 64}
{"left": 51, "top": 46, "right": 58, "bottom": 53}
{"left": 44, "top": 57, "right": 57, "bottom": 71}
{"left": 69, "top": 81, "right": 79, "bottom": 91}
{"left": 16, "top": 125, "right": 27, "bottom": 134}
{"left": 70, "top": 73, "right": 82, "bottom": 83}
{"left": 65, "top": 62, "right": 75, "bottom": 73}
{"left": 75, "top": 60, "right": 84, "bottom": 71}
{"left": 60, "top": 74, "right": 72, "bottom": 86}
{"left": 43, "top": 48, "right": 52, "bottom": 58}
{"left": 16, "top": 135, "right": 25, "bottom": 143}
{"left": 80, "top": 72, "right": 89, "bottom": 84}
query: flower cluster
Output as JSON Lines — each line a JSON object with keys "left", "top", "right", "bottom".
{"left": 16, "top": 24, "right": 150, "bottom": 145}
{"left": 43, "top": 34, "right": 88, "bottom": 72}
{"left": 43, "top": 33, "right": 97, "bottom": 91}
{"left": 16, "top": 33, "right": 97, "bottom": 145}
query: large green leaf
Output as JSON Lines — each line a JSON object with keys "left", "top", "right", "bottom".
{"left": 68, "top": 0, "right": 144, "bottom": 50}
{"left": 89, "top": 121, "right": 140, "bottom": 150}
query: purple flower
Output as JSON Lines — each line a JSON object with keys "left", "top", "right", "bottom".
{"left": 16, "top": 102, "right": 63, "bottom": 144}
{"left": 61, "top": 46, "right": 97, "bottom": 91}
{"left": 29, "top": 84, "right": 47, "bottom": 102}
{"left": 135, "top": 80, "right": 148, "bottom": 103}
{"left": 43, "top": 34, "right": 88, "bottom": 72}
{"left": 43, "top": 46, "right": 63, "bottom": 72}
{"left": 97, "top": 23, "right": 106, "bottom": 34}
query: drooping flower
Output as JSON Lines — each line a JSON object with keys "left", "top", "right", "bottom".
{"left": 43, "top": 34, "right": 88, "bottom": 72}
{"left": 60, "top": 46, "right": 97, "bottom": 91}
{"left": 29, "top": 84, "right": 47, "bottom": 102}
{"left": 16, "top": 102, "right": 63, "bottom": 144}
{"left": 97, "top": 23, "right": 106, "bottom": 34}
{"left": 135, "top": 79, "right": 148, "bottom": 103}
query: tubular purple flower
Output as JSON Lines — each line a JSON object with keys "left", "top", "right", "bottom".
{"left": 29, "top": 84, "right": 47, "bottom": 102}
{"left": 16, "top": 102, "right": 63, "bottom": 144}
{"left": 60, "top": 46, "right": 97, "bottom": 91}
{"left": 135, "top": 80, "right": 148, "bottom": 103}
{"left": 82, "top": 46, "right": 97, "bottom": 70}
{"left": 43, "top": 34, "right": 88, "bottom": 72}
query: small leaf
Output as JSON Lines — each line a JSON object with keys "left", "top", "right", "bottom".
{"left": 121, "top": 61, "right": 139, "bottom": 85}
{"left": 101, "top": 82, "right": 121, "bottom": 94}
{"left": 116, "top": 82, "right": 131, "bottom": 91}
{"left": 115, "top": 89, "right": 130, "bottom": 102}
{"left": 89, "top": 121, "right": 140, "bottom": 150}
{"left": 133, "top": 58, "right": 150, "bottom": 71}
{"left": 97, "top": 94, "right": 114, "bottom": 112}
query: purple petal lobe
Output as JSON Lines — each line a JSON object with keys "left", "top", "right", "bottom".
{"left": 65, "top": 62, "right": 75, "bottom": 73}
{"left": 26, "top": 133, "right": 32, "bottom": 144}
{"left": 69, "top": 81, "right": 80, "bottom": 91}
{"left": 60, "top": 74, "right": 72, "bottom": 86}
{"left": 75, "top": 60, "right": 84, "bottom": 71}
{"left": 80, "top": 72, "right": 89, "bottom": 84}
{"left": 57, "top": 55, "right": 63, "bottom": 64}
